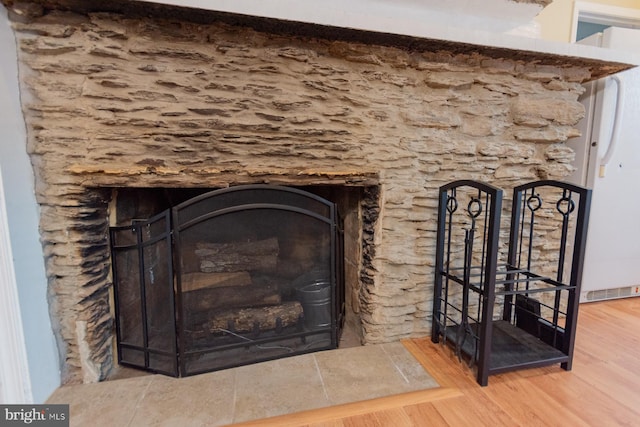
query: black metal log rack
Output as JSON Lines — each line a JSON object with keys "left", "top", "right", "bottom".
{"left": 431, "top": 180, "right": 592, "bottom": 386}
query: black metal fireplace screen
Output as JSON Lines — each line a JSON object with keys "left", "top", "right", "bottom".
{"left": 109, "top": 185, "right": 345, "bottom": 377}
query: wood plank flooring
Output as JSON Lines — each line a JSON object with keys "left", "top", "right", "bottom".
{"left": 232, "top": 297, "right": 640, "bottom": 426}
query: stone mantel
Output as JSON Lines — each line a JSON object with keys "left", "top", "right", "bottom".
{"left": 5, "top": 0, "right": 637, "bottom": 81}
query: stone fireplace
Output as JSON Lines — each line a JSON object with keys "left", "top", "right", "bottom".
{"left": 4, "top": 0, "right": 631, "bottom": 384}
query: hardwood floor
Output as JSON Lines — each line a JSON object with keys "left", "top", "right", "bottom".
{"left": 233, "top": 297, "right": 640, "bottom": 426}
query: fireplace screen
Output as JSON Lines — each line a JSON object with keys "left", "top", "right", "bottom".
{"left": 110, "top": 185, "right": 345, "bottom": 377}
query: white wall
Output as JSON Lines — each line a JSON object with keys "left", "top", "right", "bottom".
{"left": 0, "top": 7, "right": 60, "bottom": 403}
{"left": 536, "top": 0, "right": 640, "bottom": 42}
{"left": 144, "top": 0, "right": 545, "bottom": 34}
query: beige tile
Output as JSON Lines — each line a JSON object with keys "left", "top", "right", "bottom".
{"left": 381, "top": 342, "right": 439, "bottom": 389}
{"left": 232, "top": 353, "right": 330, "bottom": 423}
{"left": 339, "top": 322, "right": 362, "bottom": 348}
{"left": 44, "top": 344, "right": 438, "bottom": 426}
{"left": 46, "top": 375, "right": 154, "bottom": 427}
{"left": 128, "top": 370, "right": 236, "bottom": 427}
{"left": 314, "top": 344, "right": 436, "bottom": 405}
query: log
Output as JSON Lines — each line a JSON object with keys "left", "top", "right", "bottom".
{"left": 182, "top": 284, "right": 282, "bottom": 313}
{"left": 206, "top": 301, "right": 303, "bottom": 333}
{"left": 180, "top": 271, "right": 252, "bottom": 292}
{"left": 195, "top": 237, "right": 279, "bottom": 273}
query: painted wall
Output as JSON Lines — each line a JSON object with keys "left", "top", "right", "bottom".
{"left": 144, "top": 0, "right": 547, "bottom": 41}
{"left": 536, "top": 0, "right": 640, "bottom": 42}
{"left": 145, "top": 0, "right": 545, "bottom": 33}
{"left": 0, "top": 8, "right": 60, "bottom": 403}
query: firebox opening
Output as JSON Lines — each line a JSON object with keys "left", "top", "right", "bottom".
{"left": 108, "top": 184, "right": 378, "bottom": 377}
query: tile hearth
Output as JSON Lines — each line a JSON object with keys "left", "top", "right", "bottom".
{"left": 46, "top": 342, "right": 438, "bottom": 426}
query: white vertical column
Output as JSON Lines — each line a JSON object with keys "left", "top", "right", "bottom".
{"left": 0, "top": 167, "right": 33, "bottom": 404}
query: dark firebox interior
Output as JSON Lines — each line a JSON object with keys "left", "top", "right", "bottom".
{"left": 109, "top": 185, "right": 374, "bottom": 376}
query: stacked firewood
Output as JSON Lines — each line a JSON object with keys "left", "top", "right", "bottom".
{"left": 180, "top": 237, "right": 305, "bottom": 339}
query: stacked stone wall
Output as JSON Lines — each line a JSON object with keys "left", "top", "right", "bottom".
{"left": 10, "top": 8, "right": 587, "bottom": 383}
